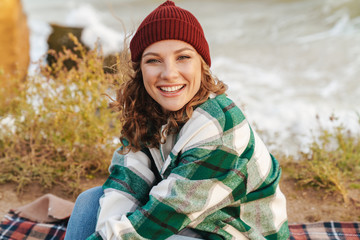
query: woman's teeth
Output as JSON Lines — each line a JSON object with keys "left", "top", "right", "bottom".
{"left": 160, "top": 85, "right": 184, "bottom": 92}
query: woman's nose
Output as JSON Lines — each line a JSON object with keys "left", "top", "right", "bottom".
{"left": 160, "top": 60, "right": 179, "bottom": 80}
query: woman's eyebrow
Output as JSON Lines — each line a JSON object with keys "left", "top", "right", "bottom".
{"left": 142, "top": 52, "right": 160, "bottom": 58}
{"left": 174, "top": 47, "right": 195, "bottom": 54}
{"left": 142, "top": 47, "right": 195, "bottom": 58}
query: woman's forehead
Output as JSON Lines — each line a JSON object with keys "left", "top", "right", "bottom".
{"left": 142, "top": 40, "right": 196, "bottom": 55}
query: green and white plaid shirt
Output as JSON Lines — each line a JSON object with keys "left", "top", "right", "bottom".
{"left": 87, "top": 94, "right": 289, "bottom": 240}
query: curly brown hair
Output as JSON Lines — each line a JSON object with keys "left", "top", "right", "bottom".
{"left": 110, "top": 56, "right": 227, "bottom": 153}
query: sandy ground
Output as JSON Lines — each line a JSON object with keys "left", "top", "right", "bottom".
{"left": 281, "top": 173, "right": 360, "bottom": 223}
{"left": 1, "top": 174, "right": 359, "bottom": 224}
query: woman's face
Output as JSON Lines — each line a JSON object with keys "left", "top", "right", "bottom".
{"left": 141, "top": 40, "right": 202, "bottom": 112}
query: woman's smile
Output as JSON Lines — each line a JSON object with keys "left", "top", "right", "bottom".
{"left": 141, "top": 40, "right": 202, "bottom": 112}
{"left": 159, "top": 84, "right": 185, "bottom": 93}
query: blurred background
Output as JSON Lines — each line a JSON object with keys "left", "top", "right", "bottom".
{"left": 6, "top": 0, "right": 360, "bottom": 154}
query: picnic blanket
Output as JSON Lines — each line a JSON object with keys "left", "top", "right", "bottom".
{"left": 0, "top": 194, "right": 359, "bottom": 240}
{"left": 0, "top": 194, "right": 74, "bottom": 240}
{"left": 0, "top": 213, "right": 66, "bottom": 240}
{"left": 289, "top": 221, "right": 360, "bottom": 240}
{"left": 1, "top": 218, "right": 359, "bottom": 240}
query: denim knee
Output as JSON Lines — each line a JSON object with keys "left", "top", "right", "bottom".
{"left": 75, "top": 186, "right": 103, "bottom": 205}
{"left": 65, "top": 186, "right": 103, "bottom": 240}
{"left": 71, "top": 186, "right": 103, "bottom": 217}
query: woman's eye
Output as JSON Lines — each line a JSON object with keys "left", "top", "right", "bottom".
{"left": 178, "top": 55, "right": 190, "bottom": 60}
{"left": 145, "top": 59, "right": 160, "bottom": 64}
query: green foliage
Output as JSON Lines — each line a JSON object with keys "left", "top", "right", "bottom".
{"left": 0, "top": 35, "right": 129, "bottom": 195}
{"left": 282, "top": 115, "right": 360, "bottom": 203}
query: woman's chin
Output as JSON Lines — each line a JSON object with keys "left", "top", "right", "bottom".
{"left": 160, "top": 101, "right": 185, "bottom": 112}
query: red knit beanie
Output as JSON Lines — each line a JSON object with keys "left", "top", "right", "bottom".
{"left": 130, "top": 0, "right": 211, "bottom": 66}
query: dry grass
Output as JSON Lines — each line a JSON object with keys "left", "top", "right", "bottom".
{"left": 280, "top": 115, "right": 360, "bottom": 204}
{"left": 0, "top": 35, "right": 130, "bottom": 196}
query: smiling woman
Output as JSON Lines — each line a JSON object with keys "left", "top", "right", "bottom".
{"left": 141, "top": 40, "right": 202, "bottom": 112}
{"left": 65, "top": 1, "right": 290, "bottom": 240}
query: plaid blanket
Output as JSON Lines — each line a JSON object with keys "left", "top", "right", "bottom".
{"left": 0, "top": 213, "right": 66, "bottom": 240}
{"left": 289, "top": 222, "right": 360, "bottom": 240}
{"left": 0, "top": 213, "right": 359, "bottom": 240}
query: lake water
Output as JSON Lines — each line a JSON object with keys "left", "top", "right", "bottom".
{"left": 21, "top": 0, "right": 360, "bottom": 155}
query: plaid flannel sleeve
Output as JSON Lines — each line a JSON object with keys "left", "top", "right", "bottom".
{"left": 89, "top": 147, "right": 157, "bottom": 240}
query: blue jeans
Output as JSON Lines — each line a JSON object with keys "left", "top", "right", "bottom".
{"left": 65, "top": 186, "right": 203, "bottom": 240}
{"left": 65, "top": 186, "right": 103, "bottom": 240}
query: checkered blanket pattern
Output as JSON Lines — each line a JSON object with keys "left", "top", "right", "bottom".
{"left": 0, "top": 213, "right": 66, "bottom": 240}
{"left": 289, "top": 221, "right": 360, "bottom": 240}
{"left": 1, "top": 212, "right": 359, "bottom": 240}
